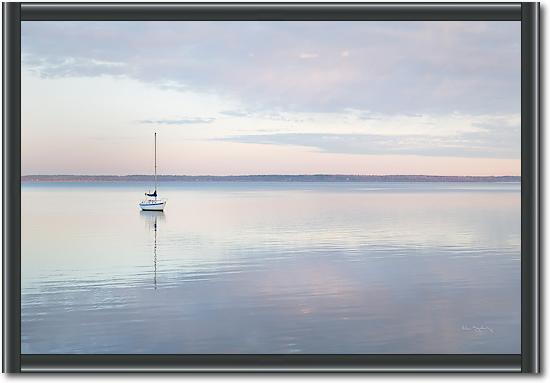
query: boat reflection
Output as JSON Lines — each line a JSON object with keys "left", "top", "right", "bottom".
{"left": 140, "top": 211, "right": 165, "bottom": 289}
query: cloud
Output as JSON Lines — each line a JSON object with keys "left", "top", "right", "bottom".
{"left": 220, "top": 131, "right": 519, "bottom": 159}
{"left": 298, "top": 52, "right": 319, "bottom": 59}
{"left": 357, "top": 111, "right": 382, "bottom": 120}
{"left": 21, "top": 21, "right": 520, "bottom": 116}
{"left": 140, "top": 117, "right": 215, "bottom": 125}
{"left": 220, "top": 110, "right": 250, "bottom": 117}
{"left": 220, "top": 109, "right": 314, "bottom": 123}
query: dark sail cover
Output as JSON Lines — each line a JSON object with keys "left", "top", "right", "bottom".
{"left": 145, "top": 190, "right": 157, "bottom": 197}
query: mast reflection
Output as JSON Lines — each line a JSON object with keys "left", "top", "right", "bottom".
{"left": 140, "top": 211, "right": 165, "bottom": 289}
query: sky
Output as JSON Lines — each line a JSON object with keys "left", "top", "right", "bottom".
{"left": 21, "top": 21, "right": 521, "bottom": 176}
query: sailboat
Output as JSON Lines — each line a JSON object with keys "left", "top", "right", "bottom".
{"left": 139, "top": 132, "right": 166, "bottom": 211}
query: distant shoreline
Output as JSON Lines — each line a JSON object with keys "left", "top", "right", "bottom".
{"left": 21, "top": 175, "right": 521, "bottom": 183}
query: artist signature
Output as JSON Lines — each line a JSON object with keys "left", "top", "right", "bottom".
{"left": 461, "top": 324, "right": 495, "bottom": 334}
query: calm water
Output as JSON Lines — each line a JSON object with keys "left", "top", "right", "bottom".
{"left": 21, "top": 182, "right": 520, "bottom": 354}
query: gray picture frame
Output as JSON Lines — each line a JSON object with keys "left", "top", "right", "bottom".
{"left": 2, "top": 2, "right": 540, "bottom": 373}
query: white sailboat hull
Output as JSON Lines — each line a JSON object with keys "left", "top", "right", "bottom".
{"left": 139, "top": 200, "right": 166, "bottom": 211}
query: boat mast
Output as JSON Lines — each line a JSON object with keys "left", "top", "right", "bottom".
{"left": 154, "top": 132, "right": 157, "bottom": 194}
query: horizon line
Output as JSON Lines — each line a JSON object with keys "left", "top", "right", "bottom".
{"left": 21, "top": 174, "right": 521, "bottom": 178}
